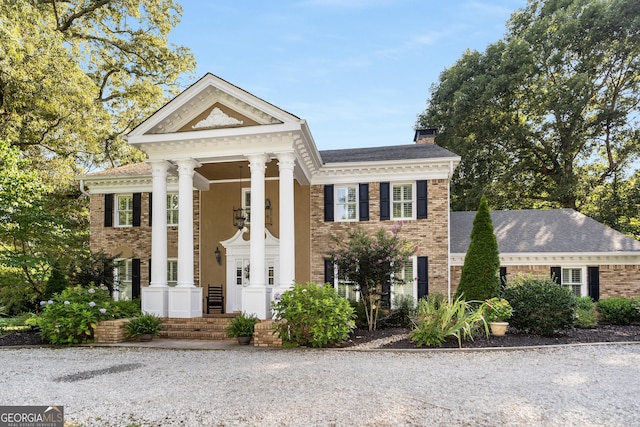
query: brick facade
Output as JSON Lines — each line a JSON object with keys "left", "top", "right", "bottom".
{"left": 310, "top": 179, "right": 451, "bottom": 295}
{"left": 90, "top": 191, "right": 201, "bottom": 288}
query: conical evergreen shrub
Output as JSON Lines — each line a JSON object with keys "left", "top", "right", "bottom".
{"left": 454, "top": 195, "right": 500, "bottom": 301}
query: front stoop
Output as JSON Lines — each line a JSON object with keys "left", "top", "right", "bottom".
{"left": 159, "top": 316, "right": 236, "bottom": 341}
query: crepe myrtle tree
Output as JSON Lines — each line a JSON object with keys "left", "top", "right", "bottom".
{"left": 325, "top": 223, "right": 418, "bottom": 331}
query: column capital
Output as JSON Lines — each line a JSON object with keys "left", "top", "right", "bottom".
{"left": 276, "top": 151, "right": 296, "bottom": 171}
{"left": 148, "top": 160, "right": 171, "bottom": 176}
{"left": 175, "top": 158, "right": 201, "bottom": 176}
{"left": 246, "top": 153, "right": 271, "bottom": 170}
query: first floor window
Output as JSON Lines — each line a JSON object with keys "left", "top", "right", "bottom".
{"left": 392, "top": 258, "right": 416, "bottom": 306}
{"left": 336, "top": 185, "right": 357, "bottom": 221}
{"left": 116, "top": 194, "right": 133, "bottom": 226}
{"left": 167, "top": 259, "right": 178, "bottom": 286}
{"left": 114, "top": 259, "right": 133, "bottom": 300}
{"left": 562, "top": 267, "right": 585, "bottom": 297}
{"left": 167, "top": 193, "right": 179, "bottom": 225}
{"left": 337, "top": 279, "right": 358, "bottom": 301}
{"left": 392, "top": 183, "right": 414, "bottom": 220}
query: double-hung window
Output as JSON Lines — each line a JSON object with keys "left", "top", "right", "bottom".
{"left": 242, "top": 188, "right": 251, "bottom": 224}
{"left": 335, "top": 185, "right": 358, "bottom": 221}
{"left": 114, "top": 259, "right": 133, "bottom": 300}
{"left": 562, "top": 267, "right": 585, "bottom": 297}
{"left": 167, "top": 259, "right": 178, "bottom": 287}
{"left": 392, "top": 258, "right": 417, "bottom": 306}
{"left": 166, "top": 193, "right": 179, "bottom": 226}
{"left": 392, "top": 183, "right": 414, "bottom": 220}
{"left": 116, "top": 194, "right": 133, "bottom": 226}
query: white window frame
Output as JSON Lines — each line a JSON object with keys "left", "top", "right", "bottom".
{"left": 561, "top": 266, "right": 586, "bottom": 297}
{"left": 391, "top": 182, "right": 415, "bottom": 220}
{"left": 113, "top": 258, "right": 133, "bottom": 301}
{"left": 166, "top": 193, "right": 179, "bottom": 226}
{"left": 242, "top": 188, "right": 251, "bottom": 225}
{"left": 115, "top": 194, "right": 133, "bottom": 227}
{"left": 391, "top": 257, "right": 417, "bottom": 305}
{"left": 167, "top": 258, "right": 178, "bottom": 287}
{"left": 335, "top": 185, "right": 358, "bottom": 222}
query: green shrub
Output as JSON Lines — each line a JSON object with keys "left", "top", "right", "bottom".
{"left": 125, "top": 313, "right": 163, "bottom": 338}
{"left": 574, "top": 296, "right": 598, "bottom": 329}
{"left": 107, "top": 299, "right": 142, "bottom": 319}
{"left": 36, "top": 285, "right": 115, "bottom": 344}
{"left": 378, "top": 295, "right": 416, "bottom": 329}
{"left": 225, "top": 312, "right": 259, "bottom": 337}
{"left": 597, "top": 298, "right": 639, "bottom": 325}
{"left": 503, "top": 276, "right": 576, "bottom": 336}
{"left": 272, "top": 282, "right": 356, "bottom": 348}
{"left": 409, "top": 294, "right": 488, "bottom": 348}
{"left": 349, "top": 300, "right": 369, "bottom": 329}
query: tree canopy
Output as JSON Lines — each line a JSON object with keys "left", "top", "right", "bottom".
{"left": 0, "top": 0, "right": 196, "bottom": 181}
{"left": 418, "top": 0, "right": 640, "bottom": 238}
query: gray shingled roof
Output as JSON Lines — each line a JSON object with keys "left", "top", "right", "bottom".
{"left": 320, "top": 143, "right": 458, "bottom": 164}
{"left": 451, "top": 209, "right": 640, "bottom": 253}
{"left": 84, "top": 163, "right": 151, "bottom": 177}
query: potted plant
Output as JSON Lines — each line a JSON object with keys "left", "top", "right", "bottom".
{"left": 125, "top": 313, "right": 163, "bottom": 341}
{"left": 483, "top": 298, "right": 513, "bottom": 336}
{"left": 225, "top": 312, "right": 259, "bottom": 345}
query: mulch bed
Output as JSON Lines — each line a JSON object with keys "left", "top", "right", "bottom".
{"left": 0, "top": 330, "right": 44, "bottom": 346}
{"left": 343, "top": 325, "right": 640, "bottom": 349}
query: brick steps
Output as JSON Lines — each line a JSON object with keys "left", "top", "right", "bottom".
{"left": 158, "top": 316, "right": 237, "bottom": 341}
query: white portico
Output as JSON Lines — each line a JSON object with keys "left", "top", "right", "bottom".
{"left": 126, "top": 73, "right": 321, "bottom": 319}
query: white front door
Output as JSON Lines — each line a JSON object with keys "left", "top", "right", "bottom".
{"left": 230, "top": 258, "right": 249, "bottom": 312}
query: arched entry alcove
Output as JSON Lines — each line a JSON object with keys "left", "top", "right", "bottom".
{"left": 220, "top": 229, "right": 280, "bottom": 313}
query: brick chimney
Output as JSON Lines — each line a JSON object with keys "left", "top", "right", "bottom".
{"left": 414, "top": 128, "right": 436, "bottom": 144}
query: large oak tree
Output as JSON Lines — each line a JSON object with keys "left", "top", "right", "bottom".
{"left": 418, "top": 0, "right": 640, "bottom": 238}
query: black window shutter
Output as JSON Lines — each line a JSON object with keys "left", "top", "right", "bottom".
{"left": 359, "top": 183, "right": 369, "bottom": 221}
{"left": 381, "top": 268, "right": 391, "bottom": 309}
{"left": 324, "top": 259, "right": 334, "bottom": 285}
{"left": 417, "top": 180, "right": 428, "bottom": 219}
{"left": 499, "top": 266, "right": 507, "bottom": 292}
{"left": 132, "top": 258, "right": 141, "bottom": 299}
{"left": 588, "top": 266, "right": 600, "bottom": 301}
{"left": 324, "top": 185, "right": 334, "bottom": 222}
{"left": 417, "top": 256, "right": 429, "bottom": 299}
{"left": 550, "top": 266, "right": 562, "bottom": 284}
{"left": 148, "top": 192, "right": 153, "bottom": 226}
{"left": 104, "top": 194, "right": 114, "bottom": 227}
{"left": 148, "top": 258, "right": 152, "bottom": 286}
{"left": 132, "top": 193, "right": 142, "bottom": 227}
{"left": 380, "top": 182, "right": 390, "bottom": 221}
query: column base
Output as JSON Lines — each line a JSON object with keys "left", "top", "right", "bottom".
{"left": 141, "top": 287, "right": 169, "bottom": 317}
{"left": 168, "top": 287, "right": 203, "bottom": 318}
{"left": 242, "top": 286, "right": 272, "bottom": 320}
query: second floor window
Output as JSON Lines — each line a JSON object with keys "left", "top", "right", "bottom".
{"left": 116, "top": 194, "right": 133, "bottom": 226}
{"left": 392, "top": 183, "right": 414, "bottom": 219}
{"left": 167, "top": 193, "right": 179, "bottom": 226}
{"left": 336, "top": 185, "right": 357, "bottom": 221}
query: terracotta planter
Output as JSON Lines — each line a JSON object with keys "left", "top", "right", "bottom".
{"left": 489, "top": 322, "right": 509, "bottom": 336}
{"left": 237, "top": 336, "right": 252, "bottom": 345}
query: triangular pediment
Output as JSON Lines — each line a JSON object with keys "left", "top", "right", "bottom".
{"left": 129, "top": 73, "right": 297, "bottom": 136}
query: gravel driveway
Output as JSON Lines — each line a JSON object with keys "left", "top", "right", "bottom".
{"left": 1, "top": 344, "right": 639, "bottom": 426}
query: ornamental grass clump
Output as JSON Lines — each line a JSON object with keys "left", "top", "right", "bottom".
{"left": 272, "top": 282, "right": 355, "bottom": 348}
{"left": 409, "top": 294, "right": 488, "bottom": 348}
{"left": 482, "top": 298, "right": 513, "bottom": 323}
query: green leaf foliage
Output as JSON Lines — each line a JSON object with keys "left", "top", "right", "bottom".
{"left": 272, "top": 283, "right": 356, "bottom": 348}
{"left": 454, "top": 196, "right": 501, "bottom": 301}
{"left": 503, "top": 275, "right": 576, "bottom": 336}
{"left": 225, "top": 312, "right": 259, "bottom": 338}
{"left": 596, "top": 298, "right": 640, "bottom": 326}
{"left": 418, "top": 0, "right": 640, "bottom": 238}
{"left": 125, "top": 313, "right": 163, "bottom": 338}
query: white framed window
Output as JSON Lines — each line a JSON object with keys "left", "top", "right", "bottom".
{"left": 392, "top": 183, "right": 414, "bottom": 220}
{"left": 115, "top": 194, "right": 133, "bottom": 227}
{"left": 267, "top": 259, "right": 275, "bottom": 286}
{"left": 242, "top": 188, "right": 251, "bottom": 224}
{"left": 562, "top": 267, "right": 586, "bottom": 297}
{"left": 114, "top": 259, "right": 133, "bottom": 301}
{"left": 335, "top": 185, "right": 358, "bottom": 221}
{"left": 392, "top": 257, "right": 417, "bottom": 305}
{"left": 166, "top": 193, "right": 179, "bottom": 226}
{"left": 167, "top": 259, "right": 178, "bottom": 287}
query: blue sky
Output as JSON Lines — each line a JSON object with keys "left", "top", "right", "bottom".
{"left": 169, "top": 1, "right": 527, "bottom": 149}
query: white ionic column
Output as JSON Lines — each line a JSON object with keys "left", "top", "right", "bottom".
{"left": 142, "top": 160, "right": 170, "bottom": 317}
{"left": 276, "top": 152, "right": 296, "bottom": 290}
{"left": 169, "top": 158, "right": 202, "bottom": 318}
{"left": 243, "top": 153, "right": 271, "bottom": 319}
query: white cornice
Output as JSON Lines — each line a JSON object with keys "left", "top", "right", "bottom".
{"left": 310, "top": 157, "right": 458, "bottom": 185}
{"left": 450, "top": 252, "right": 640, "bottom": 266}
{"left": 81, "top": 172, "right": 209, "bottom": 194}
